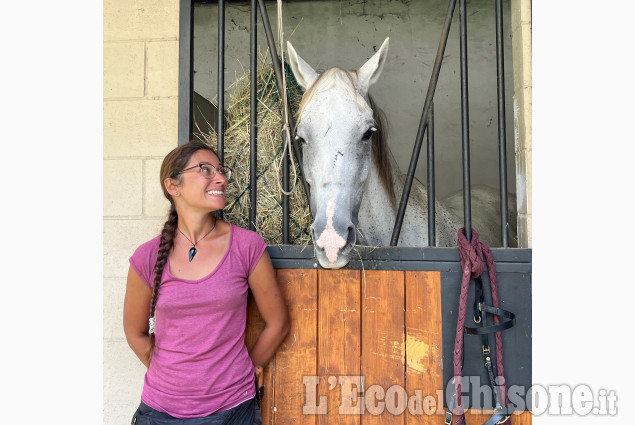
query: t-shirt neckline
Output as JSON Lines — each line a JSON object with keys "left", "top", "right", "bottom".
{"left": 164, "top": 222, "right": 234, "bottom": 284}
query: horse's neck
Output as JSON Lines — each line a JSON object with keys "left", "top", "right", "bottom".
{"left": 358, "top": 151, "right": 403, "bottom": 246}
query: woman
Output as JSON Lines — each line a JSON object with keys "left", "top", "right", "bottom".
{"left": 123, "top": 140, "right": 290, "bottom": 424}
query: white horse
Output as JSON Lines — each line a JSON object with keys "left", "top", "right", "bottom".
{"left": 287, "top": 37, "right": 516, "bottom": 269}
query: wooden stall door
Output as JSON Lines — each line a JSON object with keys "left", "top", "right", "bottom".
{"left": 246, "top": 269, "right": 531, "bottom": 425}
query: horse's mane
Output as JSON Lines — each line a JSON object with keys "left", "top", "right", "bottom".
{"left": 366, "top": 94, "right": 396, "bottom": 206}
{"left": 295, "top": 68, "right": 396, "bottom": 206}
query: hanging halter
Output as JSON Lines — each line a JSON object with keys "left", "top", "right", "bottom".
{"left": 445, "top": 228, "right": 516, "bottom": 425}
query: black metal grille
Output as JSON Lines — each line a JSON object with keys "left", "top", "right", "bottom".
{"left": 180, "top": 0, "right": 513, "bottom": 249}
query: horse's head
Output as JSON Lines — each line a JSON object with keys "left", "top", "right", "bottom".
{"left": 288, "top": 38, "right": 390, "bottom": 269}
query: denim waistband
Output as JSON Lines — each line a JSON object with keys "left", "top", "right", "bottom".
{"left": 132, "top": 397, "right": 256, "bottom": 425}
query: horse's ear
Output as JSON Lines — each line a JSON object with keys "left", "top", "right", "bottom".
{"left": 357, "top": 37, "right": 390, "bottom": 96}
{"left": 287, "top": 41, "right": 319, "bottom": 90}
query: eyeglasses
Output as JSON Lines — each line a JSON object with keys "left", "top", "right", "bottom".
{"left": 171, "top": 162, "right": 233, "bottom": 182}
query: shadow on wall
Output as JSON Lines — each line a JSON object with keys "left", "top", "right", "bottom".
{"left": 193, "top": 91, "right": 227, "bottom": 139}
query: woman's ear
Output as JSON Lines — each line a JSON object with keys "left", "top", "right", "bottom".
{"left": 164, "top": 178, "right": 180, "bottom": 197}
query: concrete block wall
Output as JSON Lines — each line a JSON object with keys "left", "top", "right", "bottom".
{"left": 103, "top": 0, "right": 180, "bottom": 423}
{"left": 511, "top": 0, "right": 532, "bottom": 248}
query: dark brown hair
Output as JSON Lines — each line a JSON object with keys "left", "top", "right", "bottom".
{"left": 145, "top": 140, "right": 217, "bottom": 364}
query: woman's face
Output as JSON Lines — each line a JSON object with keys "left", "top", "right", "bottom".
{"left": 174, "top": 149, "right": 228, "bottom": 213}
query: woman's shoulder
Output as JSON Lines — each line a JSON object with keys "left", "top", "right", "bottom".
{"left": 129, "top": 235, "right": 162, "bottom": 286}
{"left": 131, "top": 234, "right": 162, "bottom": 259}
{"left": 227, "top": 223, "right": 268, "bottom": 273}
{"left": 229, "top": 222, "right": 266, "bottom": 244}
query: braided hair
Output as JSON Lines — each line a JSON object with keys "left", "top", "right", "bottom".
{"left": 145, "top": 140, "right": 218, "bottom": 364}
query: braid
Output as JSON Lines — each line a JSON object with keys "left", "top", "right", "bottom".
{"left": 145, "top": 205, "right": 178, "bottom": 364}
{"left": 144, "top": 140, "right": 218, "bottom": 364}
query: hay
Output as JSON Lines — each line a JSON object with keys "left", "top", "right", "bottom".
{"left": 195, "top": 53, "right": 312, "bottom": 246}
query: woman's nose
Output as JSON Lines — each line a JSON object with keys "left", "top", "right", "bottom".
{"left": 213, "top": 172, "right": 227, "bottom": 185}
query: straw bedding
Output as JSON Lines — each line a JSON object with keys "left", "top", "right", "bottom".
{"left": 194, "top": 55, "right": 312, "bottom": 246}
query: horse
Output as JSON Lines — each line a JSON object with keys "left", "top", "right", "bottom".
{"left": 287, "top": 37, "right": 516, "bottom": 269}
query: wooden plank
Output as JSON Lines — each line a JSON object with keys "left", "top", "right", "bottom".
{"left": 361, "top": 270, "right": 405, "bottom": 425}
{"left": 318, "top": 269, "right": 362, "bottom": 425}
{"left": 512, "top": 411, "right": 532, "bottom": 425}
{"left": 272, "top": 269, "right": 318, "bottom": 425}
{"left": 405, "top": 271, "right": 444, "bottom": 425}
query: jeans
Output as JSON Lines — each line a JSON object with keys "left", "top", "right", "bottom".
{"left": 131, "top": 398, "right": 260, "bottom": 425}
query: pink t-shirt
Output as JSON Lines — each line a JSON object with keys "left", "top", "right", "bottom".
{"left": 129, "top": 223, "right": 267, "bottom": 418}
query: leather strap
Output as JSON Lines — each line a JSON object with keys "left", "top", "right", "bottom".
{"left": 464, "top": 305, "right": 515, "bottom": 335}
{"left": 448, "top": 229, "right": 517, "bottom": 425}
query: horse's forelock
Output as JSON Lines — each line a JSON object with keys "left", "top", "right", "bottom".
{"left": 296, "top": 68, "right": 371, "bottom": 125}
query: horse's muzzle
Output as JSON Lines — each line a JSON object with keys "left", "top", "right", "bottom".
{"left": 312, "top": 223, "right": 356, "bottom": 269}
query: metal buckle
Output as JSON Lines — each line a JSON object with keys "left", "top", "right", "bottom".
{"left": 474, "top": 302, "right": 483, "bottom": 323}
{"left": 482, "top": 345, "right": 491, "bottom": 355}
{"left": 496, "top": 415, "right": 511, "bottom": 424}
{"left": 444, "top": 411, "right": 453, "bottom": 425}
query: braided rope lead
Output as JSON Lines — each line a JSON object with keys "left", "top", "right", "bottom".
{"left": 453, "top": 228, "right": 510, "bottom": 425}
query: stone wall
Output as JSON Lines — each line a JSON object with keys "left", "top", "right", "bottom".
{"left": 511, "top": 0, "right": 532, "bottom": 248}
{"left": 103, "top": 1, "right": 179, "bottom": 423}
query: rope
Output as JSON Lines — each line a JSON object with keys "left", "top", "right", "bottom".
{"left": 453, "top": 228, "right": 510, "bottom": 425}
{"left": 221, "top": 62, "right": 310, "bottom": 243}
{"left": 274, "top": 0, "right": 300, "bottom": 196}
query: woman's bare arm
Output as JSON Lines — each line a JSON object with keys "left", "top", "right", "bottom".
{"left": 247, "top": 251, "right": 290, "bottom": 372}
{"left": 123, "top": 265, "right": 153, "bottom": 367}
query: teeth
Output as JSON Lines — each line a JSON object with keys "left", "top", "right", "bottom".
{"left": 207, "top": 190, "right": 224, "bottom": 195}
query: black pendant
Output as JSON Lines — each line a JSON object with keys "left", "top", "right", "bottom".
{"left": 188, "top": 246, "right": 197, "bottom": 262}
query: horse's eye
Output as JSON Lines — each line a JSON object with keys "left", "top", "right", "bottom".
{"left": 295, "top": 134, "right": 307, "bottom": 144}
{"left": 362, "top": 127, "right": 376, "bottom": 140}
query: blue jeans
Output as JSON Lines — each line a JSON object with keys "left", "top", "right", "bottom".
{"left": 131, "top": 398, "right": 260, "bottom": 425}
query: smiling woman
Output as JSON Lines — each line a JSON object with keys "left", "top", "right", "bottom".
{"left": 122, "top": 140, "right": 290, "bottom": 424}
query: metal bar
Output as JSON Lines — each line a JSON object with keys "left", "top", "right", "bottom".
{"left": 217, "top": 0, "right": 225, "bottom": 220}
{"left": 282, "top": 143, "right": 290, "bottom": 243}
{"left": 390, "top": 0, "right": 457, "bottom": 246}
{"left": 266, "top": 245, "right": 532, "bottom": 263}
{"left": 249, "top": 0, "right": 258, "bottom": 231}
{"left": 256, "top": 0, "right": 312, "bottom": 227}
{"left": 256, "top": 0, "right": 295, "bottom": 130}
{"left": 496, "top": 0, "right": 509, "bottom": 247}
{"left": 427, "top": 102, "right": 436, "bottom": 246}
{"left": 257, "top": 0, "right": 286, "bottom": 241}
{"left": 266, "top": 246, "right": 533, "bottom": 271}
{"left": 177, "top": 0, "right": 194, "bottom": 145}
{"left": 459, "top": 0, "right": 472, "bottom": 242}
{"left": 217, "top": 0, "right": 225, "bottom": 162}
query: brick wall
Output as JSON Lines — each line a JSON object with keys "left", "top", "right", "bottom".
{"left": 103, "top": 1, "right": 180, "bottom": 423}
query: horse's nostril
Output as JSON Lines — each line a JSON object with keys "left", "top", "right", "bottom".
{"left": 347, "top": 225, "right": 356, "bottom": 246}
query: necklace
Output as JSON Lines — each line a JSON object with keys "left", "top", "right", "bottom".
{"left": 177, "top": 218, "right": 217, "bottom": 262}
